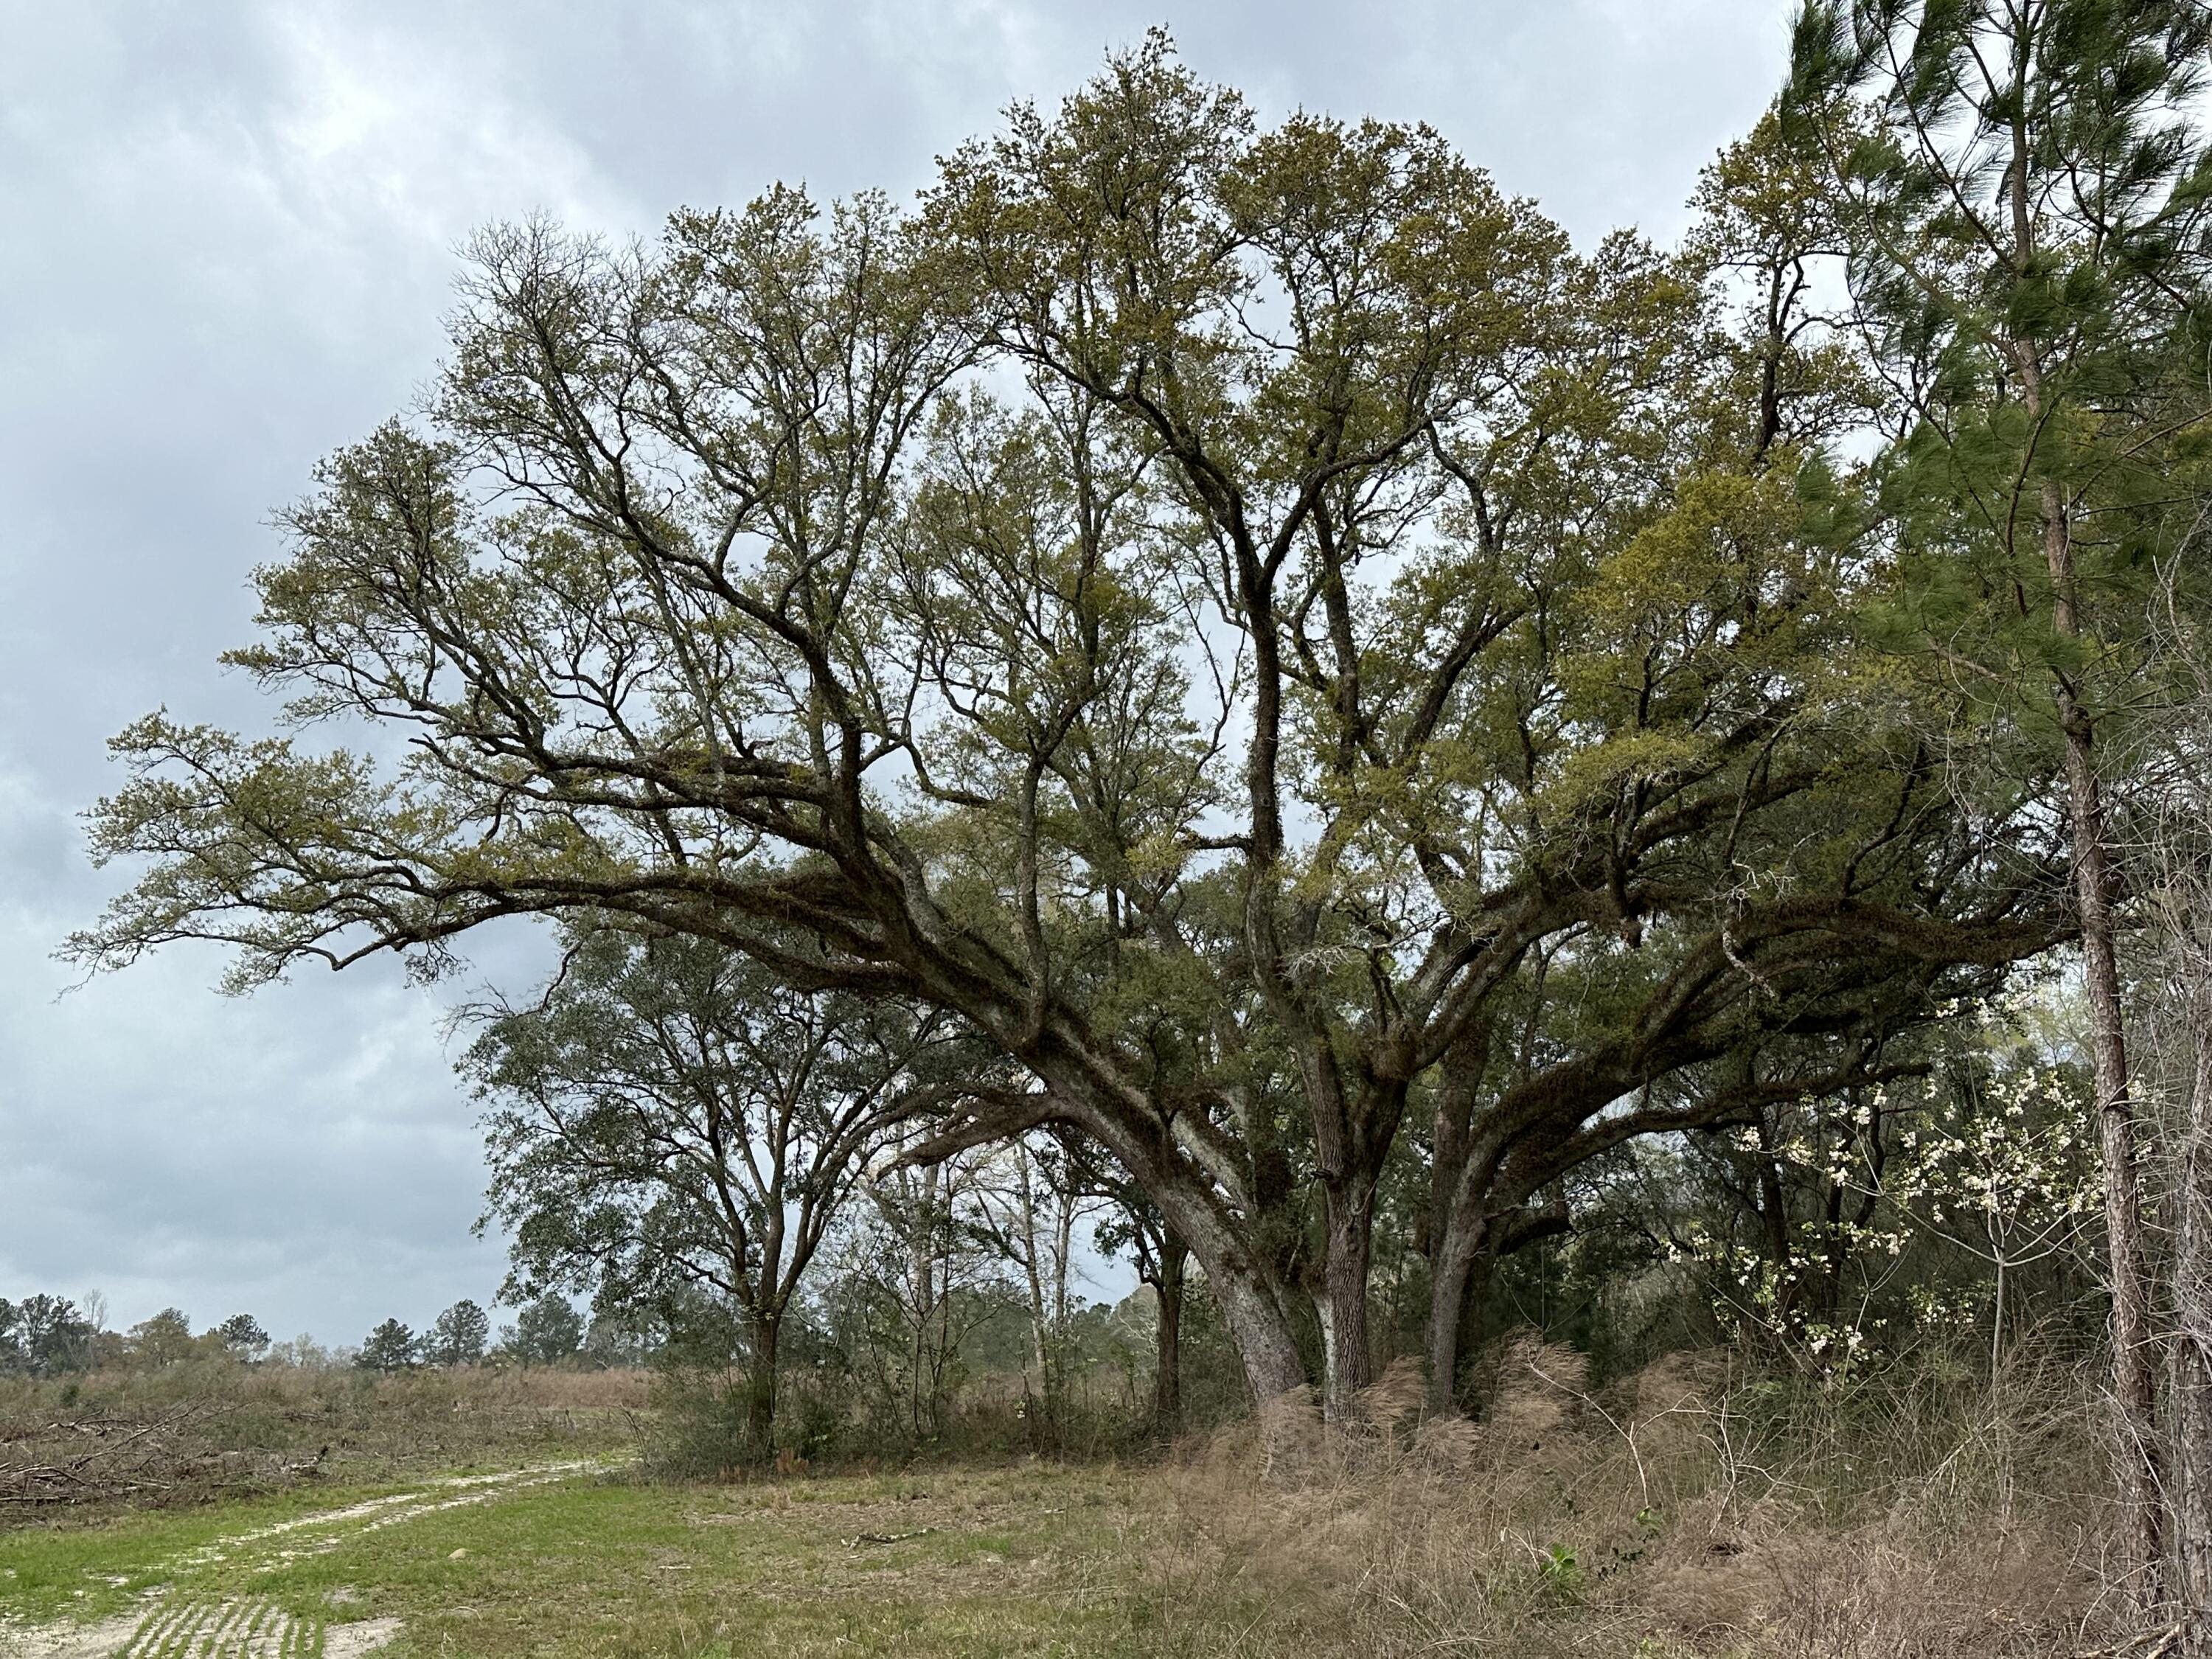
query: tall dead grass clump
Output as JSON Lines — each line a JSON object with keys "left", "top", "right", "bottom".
{"left": 1141, "top": 1335, "right": 2118, "bottom": 1658}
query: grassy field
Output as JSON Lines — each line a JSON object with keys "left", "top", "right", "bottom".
{"left": 0, "top": 1343, "right": 2128, "bottom": 1658}
{"left": 1, "top": 1461, "right": 1192, "bottom": 1658}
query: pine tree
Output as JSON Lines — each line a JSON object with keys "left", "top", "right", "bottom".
{"left": 357, "top": 1318, "right": 419, "bottom": 1374}
{"left": 425, "top": 1299, "right": 490, "bottom": 1367}
{"left": 1790, "top": 0, "right": 2212, "bottom": 1613}
{"left": 215, "top": 1313, "right": 270, "bottom": 1361}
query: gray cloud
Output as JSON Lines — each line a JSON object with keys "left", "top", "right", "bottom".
{"left": 0, "top": 0, "right": 1790, "bottom": 1343}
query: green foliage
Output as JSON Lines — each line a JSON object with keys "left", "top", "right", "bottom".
{"left": 1786, "top": 0, "right": 2212, "bottom": 734}
{"left": 0, "top": 1294, "right": 97, "bottom": 1377}
{"left": 355, "top": 1318, "right": 419, "bottom": 1374}
{"left": 506, "top": 1296, "right": 584, "bottom": 1368}
{"left": 128, "top": 1309, "right": 197, "bottom": 1371}
{"left": 467, "top": 930, "right": 923, "bottom": 1354}
{"left": 424, "top": 1300, "right": 490, "bottom": 1367}
{"left": 465, "top": 927, "right": 942, "bottom": 1459}
{"left": 215, "top": 1314, "right": 271, "bottom": 1362}
{"left": 1536, "top": 1543, "right": 1584, "bottom": 1604}
{"left": 63, "top": 29, "right": 2154, "bottom": 1408}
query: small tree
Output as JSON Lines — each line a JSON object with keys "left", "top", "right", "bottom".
{"left": 425, "top": 1299, "right": 490, "bottom": 1367}
{"left": 214, "top": 1313, "right": 271, "bottom": 1362}
{"left": 966, "top": 1138, "right": 1102, "bottom": 1450}
{"left": 508, "top": 1296, "right": 582, "bottom": 1367}
{"left": 580, "top": 1310, "right": 655, "bottom": 1370}
{"left": 828, "top": 1151, "right": 1010, "bottom": 1443}
{"left": 266, "top": 1333, "right": 333, "bottom": 1369}
{"left": 129, "top": 1307, "right": 195, "bottom": 1369}
{"left": 357, "top": 1318, "right": 419, "bottom": 1374}
{"left": 1088, "top": 1172, "right": 1191, "bottom": 1438}
{"left": 468, "top": 929, "right": 930, "bottom": 1461}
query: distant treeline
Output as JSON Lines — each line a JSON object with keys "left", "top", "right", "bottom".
{"left": 0, "top": 1293, "right": 630, "bottom": 1378}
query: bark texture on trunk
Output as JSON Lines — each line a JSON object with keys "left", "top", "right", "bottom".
{"left": 1425, "top": 1165, "right": 1570, "bottom": 1415}
{"left": 2042, "top": 478, "right": 2166, "bottom": 1607}
{"left": 1040, "top": 1071, "right": 1311, "bottom": 1408}
{"left": 1425, "top": 1232, "right": 1481, "bottom": 1415}
{"left": 745, "top": 1310, "right": 782, "bottom": 1467}
{"left": 2174, "top": 1010, "right": 2212, "bottom": 1648}
{"left": 1153, "top": 1232, "right": 1186, "bottom": 1437}
{"left": 2077, "top": 752, "right": 2165, "bottom": 1609}
{"left": 1212, "top": 1269, "right": 1309, "bottom": 1403}
{"left": 1140, "top": 1187, "right": 1304, "bottom": 1402}
{"left": 1318, "top": 1184, "right": 1375, "bottom": 1420}
{"left": 1425, "top": 1051, "right": 1484, "bottom": 1415}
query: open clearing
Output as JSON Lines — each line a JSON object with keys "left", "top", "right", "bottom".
{"left": 1, "top": 1391, "right": 2118, "bottom": 1658}
{"left": 0, "top": 1354, "right": 2110, "bottom": 1657}
{"left": 0, "top": 1459, "right": 1211, "bottom": 1658}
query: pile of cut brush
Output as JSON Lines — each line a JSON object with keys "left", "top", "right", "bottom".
{"left": 0, "top": 1402, "right": 319, "bottom": 1512}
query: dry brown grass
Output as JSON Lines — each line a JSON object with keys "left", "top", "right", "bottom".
{"left": 0, "top": 1362, "right": 646, "bottom": 1526}
{"left": 1138, "top": 1338, "right": 2119, "bottom": 1658}
{"left": 2, "top": 1344, "right": 2126, "bottom": 1654}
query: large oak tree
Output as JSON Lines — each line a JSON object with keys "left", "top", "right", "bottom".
{"left": 74, "top": 39, "right": 2067, "bottom": 1413}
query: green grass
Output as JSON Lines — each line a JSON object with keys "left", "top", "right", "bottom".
{"left": 1, "top": 1478, "right": 432, "bottom": 1621}
{"left": 0, "top": 1462, "right": 1206, "bottom": 1658}
{"left": 0, "top": 1348, "right": 2121, "bottom": 1658}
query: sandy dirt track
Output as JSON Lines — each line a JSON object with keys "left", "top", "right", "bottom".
{"left": 6, "top": 1459, "right": 611, "bottom": 1658}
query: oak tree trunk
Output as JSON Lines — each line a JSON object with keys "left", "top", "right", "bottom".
{"left": 1318, "top": 1183, "right": 1376, "bottom": 1420}
{"left": 1119, "top": 1149, "right": 1307, "bottom": 1404}
{"left": 1426, "top": 1233, "right": 1481, "bottom": 1415}
{"left": 1153, "top": 1231, "right": 1186, "bottom": 1437}
{"left": 1210, "top": 1262, "right": 1309, "bottom": 1404}
{"left": 745, "top": 1309, "right": 782, "bottom": 1467}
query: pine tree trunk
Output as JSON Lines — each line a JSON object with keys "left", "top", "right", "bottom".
{"left": 2081, "top": 769, "right": 2169, "bottom": 1617}
{"left": 2042, "top": 477, "right": 2166, "bottom": 1610}
{"left": 2174, "top": 1006, "right": 2212, "bottom": 1648}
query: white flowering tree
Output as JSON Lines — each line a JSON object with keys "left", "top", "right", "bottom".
{"left": 1871, "top": 1061, "right": 2101, "bottom": 1375}
{"left": 1658, "top": 992, "right": 2101, "bottom": 1375}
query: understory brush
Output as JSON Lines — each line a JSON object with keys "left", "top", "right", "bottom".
{"left": 642, "top": 1281, "right": 1251, "bottom": 1476}
{"left": 1143, "top": 1335, "right": 2120, "bottom": 1658}
{"left": 644, "top": 1360, "right": 1156, "bottom": 1479}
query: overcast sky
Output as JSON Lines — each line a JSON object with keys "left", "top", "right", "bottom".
{"left": 0, "top": 0, "right": 1793, "bottom": 1346}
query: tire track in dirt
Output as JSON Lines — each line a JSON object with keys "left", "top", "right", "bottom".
{"left": 10, "top": 1458, "right": 616, "bottom": 1657}
{"left": 165, "top": 1458, "right": 611, "bottom": 1579}
{"left": 116, "top": 1595, "right": 316, "bottom": 1656}
{"left": 4, "top": 1599, "right": 383, "bottom": 1659}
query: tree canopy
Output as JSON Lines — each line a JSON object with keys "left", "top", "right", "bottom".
{"left": 467, "top": 928, "right": 933, "bottom": 1453}
{"left": 74, "top": 34, "right": 2084, "bottom": 1413}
